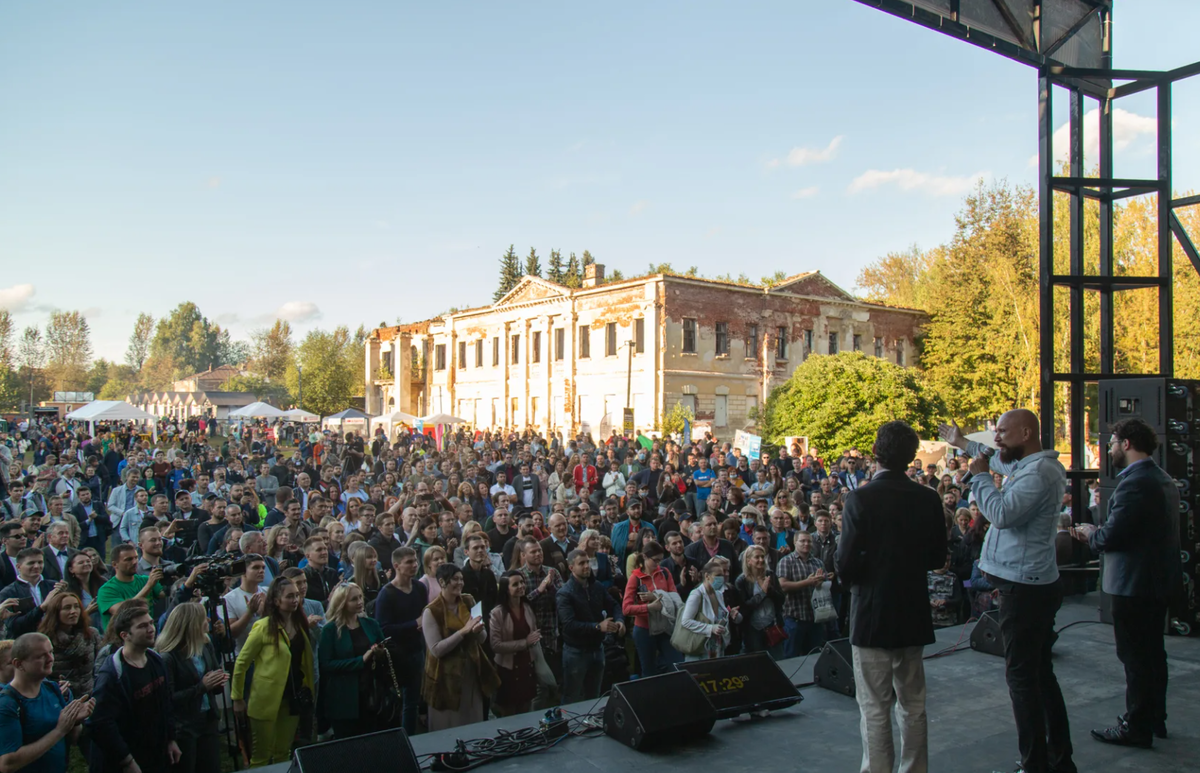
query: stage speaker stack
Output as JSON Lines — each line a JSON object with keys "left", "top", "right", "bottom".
{"left": 1099, "top": 378, "right": 1200, "bottom": 636}
{"left": 969, "top": 610, "right": 1005, "bottom": 656}
{"left": 603, "top": 671, "right": 716, "bottom": 750}
{"left": 812, "top": 639, "right": 856, "bottom": 697}
{"left": 289, "top": 728, "right": 419, "bottom": 773}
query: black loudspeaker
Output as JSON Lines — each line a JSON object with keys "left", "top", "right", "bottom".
{"left": 970, "top": 610, "right": 1005, "bottom": 657}
{"left": 289, "top": 728, "right": 419, "bottom": 773}
{"left": 675, "top": 652, "right": 803, "bottom": 718}
{"left": 603, "top": 671, "right": 716, "bottom": 750}
{"left": 812, "top": 639, "right": 855, "bottom": 697}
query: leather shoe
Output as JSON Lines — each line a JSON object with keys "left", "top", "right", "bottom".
{"left": 1091, "top": 723, "right": 1152, "bottom": 748}
{"left": 1117, "top": 714, "right": 1167, "bottom": 739}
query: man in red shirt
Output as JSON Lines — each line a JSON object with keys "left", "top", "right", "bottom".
{"left": 573, "top": 453, "right": 598, "bottom": 504}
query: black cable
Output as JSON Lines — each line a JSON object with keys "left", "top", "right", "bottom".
{"left": 1055, "top": 619, "right": 1104, "bottom": 634}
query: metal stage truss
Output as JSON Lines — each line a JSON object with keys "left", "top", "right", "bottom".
{"left": 854, "top": 0, "right": 1200, "bottom": 511}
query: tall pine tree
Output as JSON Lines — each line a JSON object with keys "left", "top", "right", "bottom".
{"left": 494, "top": 245, "right": 522, "bottom": 301}
{"left": 563, "top": 252, "right": 581, "bottom": 288}
{"left": 547, "top": 249, "right": 564, "bottom": 284}
{"left": 581, "top": 250, "right": 595, "bottom": 268}
{"left": 524, "top": 247, "right": 542, "bottom": 278}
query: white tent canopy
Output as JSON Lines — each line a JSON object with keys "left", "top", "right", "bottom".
{"left": 282, "top": 408, "right": 320, "bottom": 422}
{"left": 370, "top": 410, "right": 419, "bottom": 439}
{"left": 229, "top": 401, "right": 285, "bottom": 418}
{"left": 65, "top": 400, "right": 155, "bottom": 422}
{"left": 65, "top": 400, "right": 157, "bottom": 440}
{"left": 420, "top": 412, "right": 466, "bottom": 425}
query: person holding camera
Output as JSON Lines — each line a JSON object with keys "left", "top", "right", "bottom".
{"left": 89, "top": 604, "right": 181, "bottom": 773}
{"left": 231, "top": 576, "right": 314, "bottom": 768}
{"left": 0, "top": 632, "right": 95, "bottom": 773}
{"left": 96, "top": 545, "right": 165, "bottom": 629}
{"left": 0, "top": 549, "right": 64, "bottom": 638}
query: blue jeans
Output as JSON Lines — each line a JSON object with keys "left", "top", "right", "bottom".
{"left": 395, "top": 649, "right": 424, "bottom": 736}
{"left": 784, "top": 617, "right": 826, "bottom": 659}
{"left": 561, "top": 644, "right": 605, "bottom": 705}
{"left": 631, "top": 626, "right": 679, "bottom": 678}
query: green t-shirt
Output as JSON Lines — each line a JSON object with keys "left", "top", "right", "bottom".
{"left": 96, "top": 575, "right": 165, "bottom": 627}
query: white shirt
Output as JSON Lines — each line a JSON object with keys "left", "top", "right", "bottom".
{"left": 220, "top": 585, "right": 262, "bottom": 654}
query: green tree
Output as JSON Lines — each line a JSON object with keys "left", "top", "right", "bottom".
{"left": 760, "top": 270, "right": 789, "bottom": 288}
{"left": 44, "top": 311, "right": 93, "bottom": 391}
{"left": 582, "top": 250, "right": 595, "bottom": 269}
{"left": 758, "top": 352, "right": 945, "bottom": 456}
{"left": 146, "top": 302, "right": 216, "bottom": 380}
{"left": 285, "top": 326, "right": 359, "bottom": 414}
{"left": 0, "top": 365, "right": 20, "bottom": 411}
{"left": 523, "top": 247, "right": 542, "bottom": 278}
{"left": 608, "top": 269, "right": 625, "bottom": 282}
{"left": 659, "top": 401, "right": 694, "bottom": 436}
{"left": 16, "top": 327, "right": 46, "bottom": 408}
{"left": 0, "top": 310, "right": 13, "bottom": 368}
{"left": 563, "top": 252, "right": 581, "bottom": 288}
{"left": 248, "top": 320, "right": 294, "bottom": 381}
{"left": 86, "top": 359, "right": 112, "bottom": 395}
{"left": 494, "top": 245, "right": 522, "bottom": 301}
{"left": 97, "top": 363, "right": 139, "bottom": 400}
{"left": 220, "top": 374, "right": 290, "bottom": 404}
{"left": 125, "top": 312, "right": 155, "bottom": 371}
{"left": 547, "top": 249, "right": 564, "bottom": 284}
{"left": 855, "top": 245, "right": 935, "bottom": 310}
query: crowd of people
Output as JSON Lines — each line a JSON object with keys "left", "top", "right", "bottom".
{"left": 0, "top": 413, "right": 1097, "bottom": 772}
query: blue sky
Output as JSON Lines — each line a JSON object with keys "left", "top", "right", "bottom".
{"left": 2, "top": 1, "right": 1198, "bottom": 362}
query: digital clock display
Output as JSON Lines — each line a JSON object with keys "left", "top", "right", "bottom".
{"left": 693, "top": 674, "right": 750, "bottom": 694}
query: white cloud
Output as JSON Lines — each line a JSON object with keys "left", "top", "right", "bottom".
{"left": 791, "top": 186, "right": 819, "bottom": 199}
{"left": 271, "top": 302, "right": 321, "bottom": 324}
{"left": 0, "top": 284, "right": 35, "bottom": 312}
{"left": 629, "top": 200, "right": 650, "bottom": 216}
{"left": 1028, "top": 107, "right": 1157, "bottom": 167}
{"left": 81, "top": 306, "right": 104, "bottom": 319}
{"left": 848, "top": 168, "right": 986, "bottom": 197}
{"left": 768, "top": 136, "right": 843, "bottom": 169}
{"left": 214, "top": 313, "right": 240, "bottom": 325}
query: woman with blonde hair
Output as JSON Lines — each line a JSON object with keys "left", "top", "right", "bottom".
{"left": 348, "top": 542, "right": 383, "bottom": 608}
{"left": 158, "top": 602, "right": 227, "bottom": 773}
{"left": 318, "top": 582, "right": 386, "bottom": 740}
{"left": 735, "top": 545, "right": 785, "bottom": 659}
{"left": 419, "top": 545, "right": 448, "bottom": 598}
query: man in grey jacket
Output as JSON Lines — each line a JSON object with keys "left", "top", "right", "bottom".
{"left": 1077, "top": 418, "right": 1180, "bottom": 747}
{"left": 941, "top": 410, "right": 1075, "bottom": 773}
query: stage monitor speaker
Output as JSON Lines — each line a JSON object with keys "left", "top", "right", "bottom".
{"left": 289, "top": 727, "right": 419, "bottom": 773}
{"left": 604, "top": 671, "right": 716, "bottom": 750}
{"left": 812, "top": 638, "right": 855, "bottom": 697}
{"left": 970, "top": 610, "right": 1005, "bottom": 657}
{"left": 675, "top": 651, "right": 803, "bottom": 718}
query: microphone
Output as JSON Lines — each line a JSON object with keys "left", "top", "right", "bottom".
{"left": 960, "top": 446, "right": 995, "bottom": 486}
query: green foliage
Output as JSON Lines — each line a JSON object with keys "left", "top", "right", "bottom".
{"left": 285, "top": 326, "right": 361, "bottom": 415}
{"left": 608, "top": 269, "right": 625, "bottom": 282}
{"left": 494, "top": 245, "right": 522, "bottom": 301}
{"left": 97, "top": 365, "right": 140, "bottom": 400}
{"left": 44, "top": 311, "right": 92, "bottom": 391}
{"left": 547, "top": 249, "right": 564, "bottom": 284}
{"left": 758, "top": 352, "right": 945, "bottom": 456}
{"left": 144, "top": 303, "right": 246, "bottom": 383}
{"left": 220, "top": 374, "right": 290, "bottom": 404}
{"left": 248, "top": 320, "right": 294, "bottom": 381}
{"left": 659, "top": 401, "right": 695, "bottom": 437}
{"left": 563, "top": 252, "right": 581, "bottom": 288}
{"left": 523, "top": 247, "right": 542, "bottom": 278}
{"left": 0, "top": 311, "right": 13, "bottom": 369}
{"left": 85, "top": 359, "right": 112, "bottom": 395}
{"left": 125, "top": 313, "right": 154, "bottom": 371}
{"left": 647, "top": 263, "right": 699, "bottom": 277}
{"left": 0, "top": 365, "right": 21, "bottom": 411}
{"left": 760, "top": 270, "right": 789, "bottom": 288}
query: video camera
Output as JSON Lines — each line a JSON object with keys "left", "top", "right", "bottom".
{"left": 163, "top": 554, "right": 248, "bottom": 596}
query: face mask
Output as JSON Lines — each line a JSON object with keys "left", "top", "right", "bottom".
{"left": 711, "top": 576, "right": 725, "bottom": 592}
{"left": 742, "top": 517, "right": 755, "bottom": 527}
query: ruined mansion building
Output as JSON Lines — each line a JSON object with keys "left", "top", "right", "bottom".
{"left": 364, "top": 264, "right": 924, "bottom": 435}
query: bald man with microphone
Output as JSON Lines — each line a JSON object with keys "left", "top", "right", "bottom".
{"left": 940, "top": 411, "right": 1075, "bottom": 773}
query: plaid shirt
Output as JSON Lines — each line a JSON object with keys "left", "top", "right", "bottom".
{"left": 523, "top": 564, "right": 564, "bottom": 652}
{"left": 777, "top": 552, "right": 825, "bottom": 622}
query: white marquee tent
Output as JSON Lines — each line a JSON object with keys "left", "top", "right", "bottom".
{"left": 229, "top": 401, "right": 285, "bottom": 418}
{"left": 65, "top": 400, "right": 157, "bottom": 439}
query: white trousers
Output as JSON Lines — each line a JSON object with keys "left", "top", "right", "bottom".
{"left": 852, "top": 644, "right": 928, "bottom": 773}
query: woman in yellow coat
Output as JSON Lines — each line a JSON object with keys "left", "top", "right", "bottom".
{"left": 231, "top": 576, "right": 315, "bottom": 768}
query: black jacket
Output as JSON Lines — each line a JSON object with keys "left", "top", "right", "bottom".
{"left": 734, "top": 573, "right": 784, "bottom": 630}
{"left": 41, "top": 546, "right": 80, "bottom": 582}
{"left": 1088, "top": 458, "right": 1182, "bottom": 599}
{"left": 70, "top": 501, "right": 113, "bottom": 544}
{"left": 836, "top": 470, "right": 947, "bottom": 649}
{"left": 461, "top": 560, "right": 499, "bottom": 622}
{"left": 0, "top": 577, "right": 57, "bottom": 636}
{"left": 683, "top": 538, "right": 742, "bottom": 580}
{"left": 88, "top": 648, "right": 176, "bottom": 772}
{"left": 556, "top": 576, "right": 623, "bottom": 650}
{"left": 163, "top": 641, "right": 222, "bottom": 738}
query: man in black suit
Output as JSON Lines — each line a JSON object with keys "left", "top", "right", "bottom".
{"left": 70, "top": 486, "right": 112, "bottom": 555}
{"left": 0, "top": 547, "right": 60, "bottom": 636}
{"left": 0, "top": 522, "right": 28, "bottom": 589}
{"left": 40, "top": 522, "right": 79, "bottom": 582}
{"left": 836, "top": 421, "right": 946, "bottom": 773}
{"left": 1078, "top": 418, "right": 1181, "bottom": 748}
